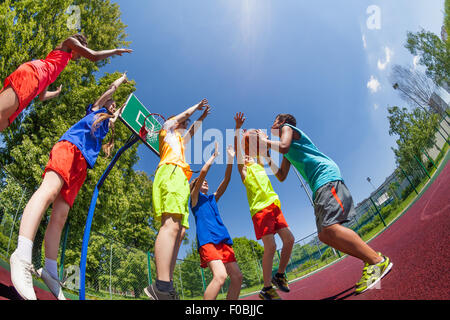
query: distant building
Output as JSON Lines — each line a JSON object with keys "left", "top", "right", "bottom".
{"left": 429, "top": 92, "right": 449, "bottom": 115}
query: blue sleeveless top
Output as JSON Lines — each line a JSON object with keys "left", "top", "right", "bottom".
{"left": 59, "top": 105, "right": 110, "bottom": 169}
{"left": 191, "top": 192, "right": 233, "bottom": 250}
{"left": 282, "top": 124, "right": 343, "bottom": 199}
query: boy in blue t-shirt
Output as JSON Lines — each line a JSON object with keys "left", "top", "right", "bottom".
{"left": 190, "top": 142, "right": 243, "bottom": 300}
{"left": 257, "top": 113, "right": 393, "bottom": 295}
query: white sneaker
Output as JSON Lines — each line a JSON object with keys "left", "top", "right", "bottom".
{"left": 37, "top": 267, "right": 66, "bottom": 300}
{"left": 10, "top": 251, "right": 37, "bottom": 300}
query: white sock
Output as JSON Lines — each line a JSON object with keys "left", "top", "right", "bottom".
{"left": 15, "top": 236, "right": 33, "bottom": 264}
{"left": 45, "top": 258, "right": 58, "bottom": 280}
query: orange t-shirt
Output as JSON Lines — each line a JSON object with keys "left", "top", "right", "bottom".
{"left": 158, "top": 120, "right": 192, "bottom": 180}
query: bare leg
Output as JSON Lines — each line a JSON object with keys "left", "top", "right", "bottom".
{"left": 225, "top": 261, "right": 243, "bottom": 300}
{"left": 169, "top": 226, "right": 185, "bottom": 281}
{"left": 44, "top": 194, "right": 70, "bottom": 260}
{"left": 318, "top": 224, "right": 382, "bottom": 265}
{"left": 154, "top": 214, "right": 182, "bottom": 282}
{"left": 0, "top": 86, "right": 20, "bottom": 131}
{"left": 276, "top": 228, "right": 294, "bottom": 274}
{"left": 203, "top": 260, "right": 228, "bottom": 300}
{"left": 261, "top": 234, "right": 277, "bottom": 287}
{"left": 19, "top": 171, "right": 64, "bottom": 241}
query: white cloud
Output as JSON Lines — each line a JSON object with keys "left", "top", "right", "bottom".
{"left": 377, "top": 47, "right": 393, "bottom": 70}
{"left": 367, "top": 76, "right": 381, "bottom": 93}
{"left": 374, "top": 103, "right": 379, "bottom": 110}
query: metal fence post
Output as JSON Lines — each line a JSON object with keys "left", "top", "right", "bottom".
{"left": 400, "top": 167, "right": 419, "bottom": 196}
{"left": 414, "top": 155, "right": 431, "bottom": 179}
{"left": 6, "top": 187, "right": 26, "bottom": 256}
{"left": 369, "top": 197, "right": 386, "bottom": 227}
{"left": 147, "top": 251, "right": 152, "bottom": 286}
{"left": 201, "top": 268, "right": 206, "bottom": 292}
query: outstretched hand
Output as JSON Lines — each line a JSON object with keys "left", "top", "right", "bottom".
{"left": 55, "top": 85, "right": 63, "bottom": 95}
{"left": 199, "top": 105, "right": 211, "bottom": 120}
{"left": 234, "top": 112, "right": 246, "bottom": 129}
{"left": 196, "top": 98, "right": 209, "bottom": 111}
{"left": 212, "top": 141, "right": 220, "bottom": 158}
{"left": 115, "top": 48, "right": 133, "bottom": 56}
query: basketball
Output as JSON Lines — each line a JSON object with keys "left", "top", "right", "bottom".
{"left": 242, "top": 129, "right": 268, "bottom": 158}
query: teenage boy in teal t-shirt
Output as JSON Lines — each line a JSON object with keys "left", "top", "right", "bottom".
{"left": 257, "top": 113, "right": 393, "bottom": 294}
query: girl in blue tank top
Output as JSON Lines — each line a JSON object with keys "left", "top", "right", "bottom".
{"left": 189, "top": 143, "right": 243, "bottom": 300}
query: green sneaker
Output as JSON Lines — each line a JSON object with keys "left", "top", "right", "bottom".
{"left": 272, "top": 273, "right": 290, "bottom": 293}
{"left": 355, "top": 262, "right": 369, "bottom": 288}
{"left": 258, "top": 287, "right": 282, "bottom": 300}
{"left": 355, "top": 254, "right": 393, "bottom": 294}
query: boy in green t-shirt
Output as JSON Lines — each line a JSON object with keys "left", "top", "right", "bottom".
{"left": 234, "top": 112, "right": 294, "bottom": 300}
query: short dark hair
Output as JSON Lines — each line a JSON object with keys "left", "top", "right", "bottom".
{"left": 71, "top": 33, "right": 88, "bottom": 47}
{"left": 276, "top": 114, "right": 297, "bottom": 126}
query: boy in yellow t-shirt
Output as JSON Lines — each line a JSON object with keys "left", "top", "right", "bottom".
{"left": 144, "top": 99, "right": 210, "bottom": 300}
{"left": 233, "top": 112, "right": 294, "bottom": 300}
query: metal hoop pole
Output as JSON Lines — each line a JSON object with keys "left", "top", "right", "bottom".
{"left": 79, "top": 134, "right": 140, "bottom": 300}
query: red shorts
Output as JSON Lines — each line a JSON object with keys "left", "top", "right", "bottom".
{"left": 252, "top": 203, "right": 289, "bottom": 240}
{"left": 43, "top": 141, "right": 88, "bottom": 208}
{"left": 1, "top": 63, "right": 40, "bottom": 125}
{"left": 199, "top": 243, "right": 237, "bottom": 269}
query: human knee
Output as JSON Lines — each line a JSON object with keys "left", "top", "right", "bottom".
{"left": 161, "top": 214, "right": 182, "bottom": 235}
{"left": 283, "top": 232, "right": 295, "bottom": 248}
{"left": 214, "top": 270, "right": 228, "bottom": 285}
{"left": 50, "top": 209, "right": 69, "bottom": 229}
{"left": 318, "top": 226, "right": 336, "bottom": 244}
{"left": 264, "top": 239, "right": 277, "bottom": 254}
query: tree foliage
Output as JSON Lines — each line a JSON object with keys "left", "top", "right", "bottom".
{"left": 405, "top": 1, "right": 450, "bottom": 89}
{"left": 387, "top": 106, "right": 440, "bottom": 169}
{"left": 0, "top": 0, "right": 157, "bottom": 284}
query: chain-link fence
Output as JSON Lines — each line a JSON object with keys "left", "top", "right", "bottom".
{"left": 1, "top": 139, "right": 448, "bottom": 299}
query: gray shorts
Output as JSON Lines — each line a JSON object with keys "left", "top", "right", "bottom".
{"left": 313, "top": 180, "right": 355, "bottom": 233}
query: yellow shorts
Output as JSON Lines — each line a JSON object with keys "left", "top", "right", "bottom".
{"left": 152, "top": 164, "right": 190, "bottom": 229}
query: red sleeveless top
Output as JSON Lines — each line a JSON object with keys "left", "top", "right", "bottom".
{"left": 29, "top": 50, "right": 72, "bottom": 95}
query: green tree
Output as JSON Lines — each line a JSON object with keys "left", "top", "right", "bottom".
{"left": 176, "top": 242, "right": 203, "bottom": 298}
{"left": 405, "top": 0, "right": 449, "bottom": 88}
{"left": 0, "top": 1, "right": 157, "bottom": 275}
{"left": 232, "top": 237, "right": 264, "bottom": 288}
{"left": 387, "top": 106, "right": 440, "bottom": 169}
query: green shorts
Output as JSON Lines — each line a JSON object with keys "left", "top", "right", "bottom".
{"left": 153, "top": 164, "right": 190, "bottom": 229}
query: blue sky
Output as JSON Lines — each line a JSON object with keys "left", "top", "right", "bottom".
{"left": 101, "top": 0, "right": 446, "bottom": 258}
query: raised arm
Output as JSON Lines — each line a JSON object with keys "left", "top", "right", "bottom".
{"left": 263, "top": 153, "right": 291, "bottom": 182}
{"left": 234, "top": 112, "right": 247, "bottom": 182}
{"left": 108, "top": 102, "right": 126, "bottom": 128}
{"left": 92, "top": 73, "right": 128, "bottom": 111}
{"left": 183, "top": 105, "right": 211, "bottom": 145}
{"left": 63, "top": 37, "right": 133, "bottom": 62}
{"left": 258, "top": 126, "right": 294, "bottom": 155}
{"left": 191, "top": 142, "right": 219, "bottom": 208}
{"left": 172, "top": 98, "right": 208, "bottom": 126}
{"left": 214, "top": 145, "right": 235, "bottom": 202}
